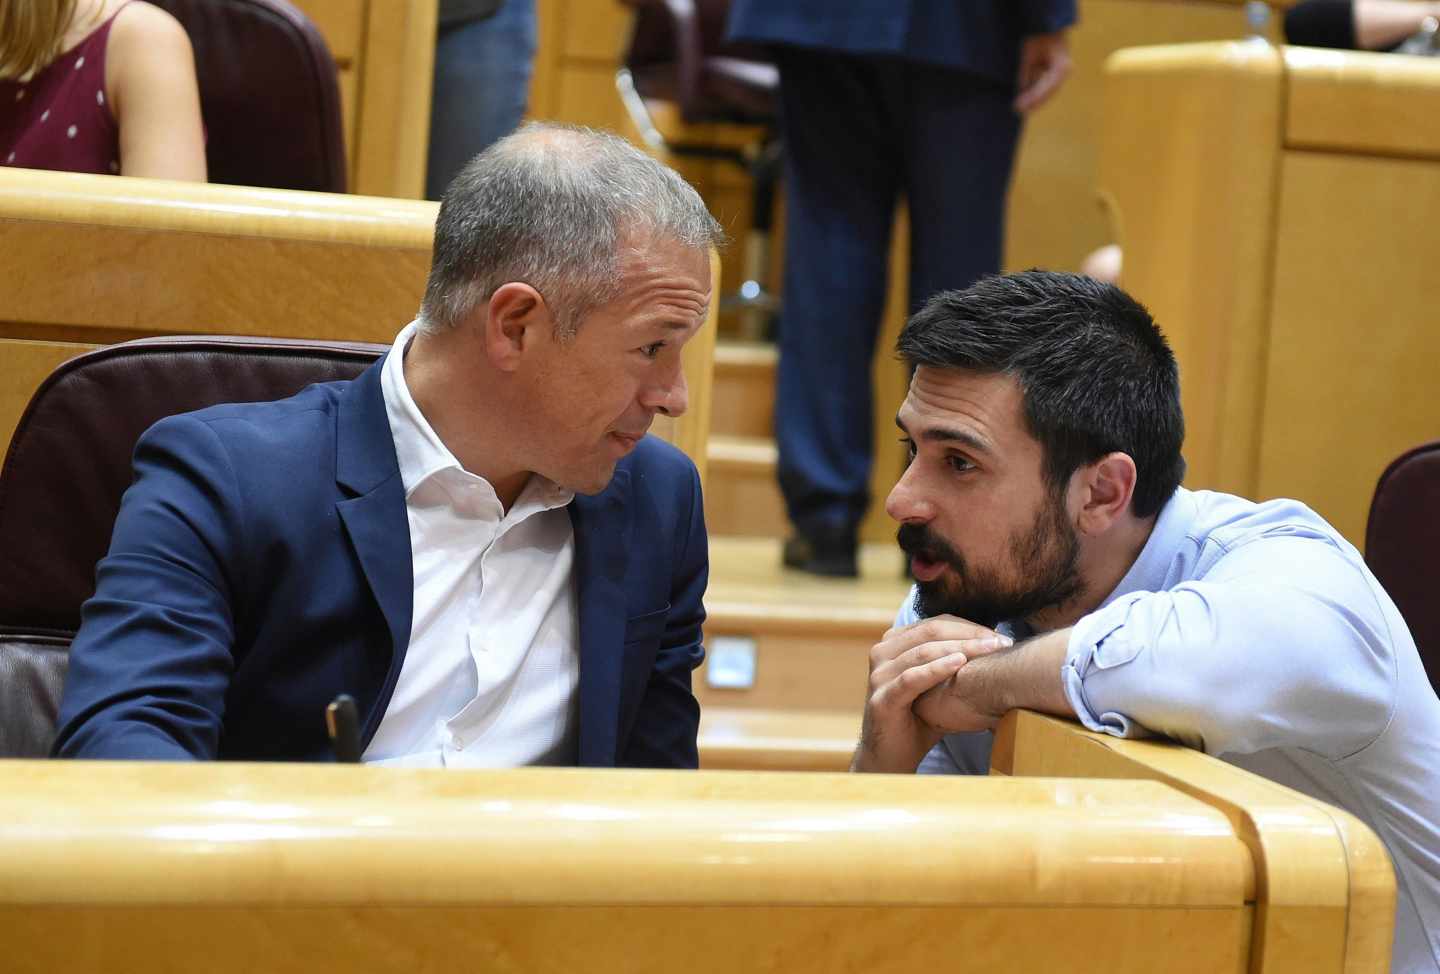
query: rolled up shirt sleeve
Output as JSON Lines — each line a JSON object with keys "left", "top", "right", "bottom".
{"left": 1060, "top": 535, "right": 1398, "bottom": 760}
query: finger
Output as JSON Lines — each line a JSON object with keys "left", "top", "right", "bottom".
{"left": 872, "top": 651, "right": 969, "bottom": 713}
{"left": 880, "top": 616, "right": 1008, "bottom": 658}
{"left": 871, "top": 637, "right": 1005, "bottom": 688}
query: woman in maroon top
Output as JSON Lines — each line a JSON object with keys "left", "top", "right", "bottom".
{"left": 1, "top": 0, "right": 205, "bottom": 180}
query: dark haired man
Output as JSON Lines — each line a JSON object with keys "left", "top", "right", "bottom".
{"left": 855, "top": 271, "right": 1440, "bottom": 974}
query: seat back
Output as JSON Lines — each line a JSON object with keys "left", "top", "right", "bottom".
{"left": 1365, "top": 439, "right": 1440, "bottom": 696}
{"left": 151, "top": 0, "right": 347, "bottom": 192}
{"left": 621, "top": 0, "right": 775, "bottom": 123}
{"left": 0, "top": 336, "right": 383, "bottom": 756}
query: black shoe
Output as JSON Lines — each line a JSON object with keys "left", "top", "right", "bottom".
{"left": 782, "top": 527, "right": 858, "bottom": 578}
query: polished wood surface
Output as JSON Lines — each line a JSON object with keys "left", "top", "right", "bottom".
{"left": 0, "top": 760, "right": 1261, "bottom": 972}
{"left": 994, "top": 711, "right": 1396, "bottom": 974}
{"left": 1286, "top": 45, "right": 1440, "bottom": 160}
{"left": 1099, "top": 39, "right": 1440, "bottom": 545}
{"left": 0, "top": 169, "right": 718, "bottom": 479}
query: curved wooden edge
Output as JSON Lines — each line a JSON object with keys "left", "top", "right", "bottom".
{"left": 0, "top": 760, "right": 1250, "bottom": 909}
{"left": 0, "top": 167, "right": 437, "bottom": 248}
{"left": 992, "top": 711, "right": 1396, "bottom": 974}
{"left": 1285, "top": 46, "right": 1440, "bottom": 159}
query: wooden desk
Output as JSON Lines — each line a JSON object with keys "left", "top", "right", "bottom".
{"left": 0, "top": 760, "right": 1256, "bottom": 973}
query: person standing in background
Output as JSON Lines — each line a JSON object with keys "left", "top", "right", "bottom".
{"left": 1, "top": 0, "right": 205, "bottom": 180}
{"left": 426, "top": 0, "right": 537, "bottom": 201}
{"left": 727, "top": 0, "right": 1075, "bottom": 577}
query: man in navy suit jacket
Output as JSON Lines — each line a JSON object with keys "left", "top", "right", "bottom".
{"left": 728, "top": 0, "right": 1076, "bottom": 576}
{"left": 53, "top": 123, "right": 726, "bottom": 767}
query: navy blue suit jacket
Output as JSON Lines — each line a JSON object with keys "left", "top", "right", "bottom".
{"left": 727, "top": 0, "right": 1077, "bottom": 85}
{"left": 52, "top": 357, "right": 708, "bottom": 766}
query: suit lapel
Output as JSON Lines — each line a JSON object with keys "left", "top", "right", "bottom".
{"left": 569, "top": 468, "right": 632, "bottom": 767}
{"left": 333, "top": 357, "right": 413, "bottom": 740}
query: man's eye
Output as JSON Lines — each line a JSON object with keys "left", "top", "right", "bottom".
{"left": 640, "top": 342, "right": 665, "bottom": 359}
{"left": 947, "top": 455, "right": 974, "bottom": 473}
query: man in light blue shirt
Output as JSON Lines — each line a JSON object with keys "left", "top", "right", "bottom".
{"left": 854, "top": 271, "right": 1440, "bottom": 974}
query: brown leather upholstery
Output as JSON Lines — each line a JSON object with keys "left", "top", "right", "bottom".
{"left": 151, "top": 0, "right": 347, "bottom": 192}
{"left": 1365, "top": 439, "right": 1440, "bottom": 696}
{"left": 0, "top": 336, "right": 384, "bottom": 756}
{"left": 621, "top": 0, "right": 777, "bottom": 124}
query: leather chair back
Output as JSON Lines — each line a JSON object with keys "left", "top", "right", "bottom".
{"left": 1365, "top": 439, "right": 1440, "bottom": 696}
{"left": 151, "top": 0, "right": 347, "bottom": 192}
{"left": 621, "top": 0, "right": 776, "bottom": 123}
{"left": 0, "top": 337, "right": 384, "bottom": 756}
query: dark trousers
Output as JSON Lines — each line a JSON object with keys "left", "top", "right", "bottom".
{"left": 774, "top": 48, "right": 1022, "bottom": 537}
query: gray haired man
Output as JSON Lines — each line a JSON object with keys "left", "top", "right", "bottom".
{"left": 54, "top": 123, "right": 726, "bottom": 768}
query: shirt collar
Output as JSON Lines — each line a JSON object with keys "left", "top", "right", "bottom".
{"left": 379, "top": 320, "right": 574, "bottom": 512}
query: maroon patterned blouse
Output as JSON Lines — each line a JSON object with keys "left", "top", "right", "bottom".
{"left": 1, "top": 4, "right": 131, "bottom": 176}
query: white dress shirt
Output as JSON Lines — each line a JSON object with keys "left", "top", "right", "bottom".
{"left": 908, "top": 487, "right": 1440, "bottom": 974}
{"left": 364, "top": 321, "right": 580, "bottom": 767}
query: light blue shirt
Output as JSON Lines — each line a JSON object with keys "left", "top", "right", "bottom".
{"left": 903, "top": 487, "right": 1440, "bottom": 974}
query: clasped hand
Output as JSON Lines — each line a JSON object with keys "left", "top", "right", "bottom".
{"left": 852, "top": 615, "right": 1013, "bottom": 773}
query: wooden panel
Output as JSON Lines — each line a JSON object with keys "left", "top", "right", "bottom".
{"left": 712, "top": 341, "right": 774, "bottom": 439}
{"left": 1006, "top": 0, "right": 1274, "bottom": 275}
{"left": 350, "top": 0, "right": 438, "bottom": 198}
{"left": 994, "top": 710, "right": 1396, "bottom": 974}
{"left": 1098, "top": 41, "right": 1285, "bottom": 498}
{"left": 1286, "top": 46, "right": 1440, "bottom": 161}
{"left": 695, "top": 629, "right": 868, "bottom": 713}
{"left": 560, "top": 0, "right": 629, "bottom": 61}
{"left": 1257, "top": 151, "right": 1440, "bottom": 544}
{"left": 291, "top": 0, "right": 365, "bottom": 62}
{"left": 555, "top": 62, "right": 628, "bottom": 131}
{"left": 0, "top": 341, "right": 95, "bottom": 456}
{"left": 4, "top": 904, "right": 1250, "bottom": 974}
{"left": 337, "top": 66, "right": 358, "bottom": 169}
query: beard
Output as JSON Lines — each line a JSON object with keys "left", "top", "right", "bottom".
{"left": 898, "top": 487, "right": 1085, "bottom": 630}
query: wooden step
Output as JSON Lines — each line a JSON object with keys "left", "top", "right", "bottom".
{"left": 701, "top": 536, "right": 910, "bottom": 714}
{"left": 698, "top": 707, "right": 858, "bottom": 772}
{"left": 705, "top": 435, "right": 787, "bottom": 538}
{"left": 711, "top": 340, "right": 775, "bottom": 439}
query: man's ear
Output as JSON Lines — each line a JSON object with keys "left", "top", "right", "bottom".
{"left": 1073, "top": 452, "right": 1138, "bottom": 537}
{"left": 481, "top": 282, "right": 549, "bottom": 372}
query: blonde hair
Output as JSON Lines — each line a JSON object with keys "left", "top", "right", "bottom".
{"left": 0, "top": 0, "right": 80, "bottom": 81}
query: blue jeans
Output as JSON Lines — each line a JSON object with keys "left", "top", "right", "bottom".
{"left": 426, "top": 0, "right": 538, "bottom": 200}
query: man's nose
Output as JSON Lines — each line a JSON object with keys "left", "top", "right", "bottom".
{"left": 885, "top": 463, "right": 934, "bottom": 524}
{"left": 648, "top": 366, "right": 688, "bottom": 417}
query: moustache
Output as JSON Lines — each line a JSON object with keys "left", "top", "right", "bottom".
{"left": 896, "top": 523, "right": 964, "bottom": 570}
